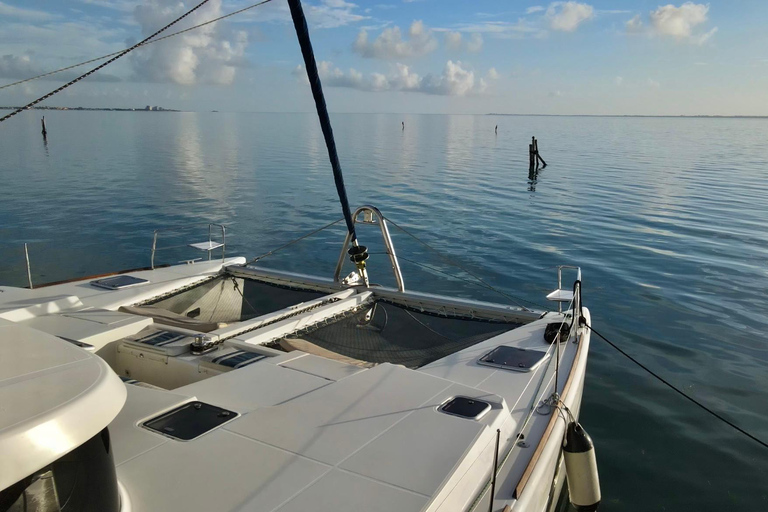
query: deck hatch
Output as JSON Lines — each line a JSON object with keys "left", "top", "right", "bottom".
{"left": 439, "top": 396, "right": 492, "bottom": 420}
{"left": 91, "top": 275, "right": 149, "bottom": 290}
{"left": 143, "top": 401, "right": 238, "bottom": 441}
{"left": 477, "top": 345, "right": 549, "bottom": 372}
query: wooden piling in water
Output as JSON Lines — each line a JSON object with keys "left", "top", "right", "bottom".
{"left": 532, "top": 136, "right": 546, "bottom": 168}
{"left": 41, "top": 116, "right": 47, "bottom": 138}
{"left": 529, "top": 143, "right": 535, "bottom": 171}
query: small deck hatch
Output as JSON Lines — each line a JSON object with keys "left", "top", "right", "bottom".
{"left": 91, "top": 275, "right": 149, "bottom": 290}
{"left": 478, "top": 345, "right": 549, "bottom": 372}
{"left": 143, "top": 401, "right": 238, "bottom": 441}
{"left": 439, "top": 396, "right": 492, "bottom": 420}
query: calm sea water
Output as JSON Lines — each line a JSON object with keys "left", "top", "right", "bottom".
{"left": 1, "top": 111, "right": 767, "bottom": 510}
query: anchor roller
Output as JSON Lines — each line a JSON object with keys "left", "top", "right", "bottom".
{"left": 563, "top": 421, "right": 601, "bottom": 511}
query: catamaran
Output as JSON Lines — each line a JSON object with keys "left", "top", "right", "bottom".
{"left": 0, "top": 1, "right": 600, "bottom": 511}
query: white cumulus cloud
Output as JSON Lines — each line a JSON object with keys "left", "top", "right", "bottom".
{"left": 626, "top": 14, "right": 643, "bottom": 32}
{"left": 546, "top": 1, "right": 594, "bottom": 32}
{"left": 650, "top": 2, "right": 708, "bottom": 38}
{"left": 444, "top": 31, "right": 483, "bottom": 53}
{"left": 296, "top": 60, "right": 497, "bottom": 96}
{"left": 130, "top": 0, "right": 247, "bottom": 85}
{"left": 627, "top": 3, "right": 716, "bottom": 45}
{"left": 353, "top": 20, "right": 438, "bottom": 59}
{"left": 445, "top": 31, "right": 463, "bottom": 50}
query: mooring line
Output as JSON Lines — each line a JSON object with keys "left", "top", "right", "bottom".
{"left": 587, "top": 324, "right": 768, "bottom": 450}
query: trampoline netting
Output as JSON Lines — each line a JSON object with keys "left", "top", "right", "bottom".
{"left": 146, "top": 275, "right": 327, "bottom": 324}
{"left": 283, "top": 300, "right": 522, "bottom": 368}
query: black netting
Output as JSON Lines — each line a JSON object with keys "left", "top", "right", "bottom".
{"left": 288, "top": 300, "right": 521, "bottom": 368}
{"left": 146, "top": 276, "right": 326, "bottom": 323}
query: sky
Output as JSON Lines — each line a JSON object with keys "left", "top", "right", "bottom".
{"left": 0, "top": 0, "right": 766, "bottom": 115}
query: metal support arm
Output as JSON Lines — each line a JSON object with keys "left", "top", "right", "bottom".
{"left": 334, "top": 206, "right": 405, "bottom": 292}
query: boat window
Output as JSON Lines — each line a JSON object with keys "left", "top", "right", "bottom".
{"left": 0, "top": 428, "right": 119, "bottom": 512}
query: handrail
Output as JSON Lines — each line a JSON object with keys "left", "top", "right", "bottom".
{"left": 151, "top": 223, "right": 226, "bottom": 269}
{"left": 333, "top": 205, "right": 405, "bottom": 292}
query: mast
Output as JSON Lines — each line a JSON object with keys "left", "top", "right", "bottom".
{"left": 287, "top": 0, "right": 357, "bottom": 244}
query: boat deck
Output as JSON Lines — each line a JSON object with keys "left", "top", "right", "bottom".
{"left": 0, "top": 259, "right": 590, "bottom": 512}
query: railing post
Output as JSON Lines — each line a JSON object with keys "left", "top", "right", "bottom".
{"left": 221, "top": 225, "right": 226, "bottom": 263}
{"left": 151, "top": 230, "right": 159, "bottom": 270}
{"left": 24, "top": 243, "right": 33, "bottom": 289}
{"left": 207, "top": 224, "right": 212, "bottom": 261}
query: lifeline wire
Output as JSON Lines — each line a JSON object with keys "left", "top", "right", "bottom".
{"left": 0, "top": 0, "right": 215, "bottom": 124}
{"left": 384, "top": 216, "right": 547, "bottom": 311}
{"left": 0, "top": 0, "right": 274, "bottom": 92}
{"left": 246, "top": 218, "right": 344, "bottom": 264}
{"left": 587, "top": 324, "right": 768, "bottom": 451}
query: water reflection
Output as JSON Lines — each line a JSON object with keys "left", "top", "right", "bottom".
{"left": 171, "top": 113, "right": 238, "bottom": 220}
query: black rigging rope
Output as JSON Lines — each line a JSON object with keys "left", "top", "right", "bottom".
{"left": 0, "top": 0, "right": 274, "bottom": 92}
{"left": 586, "top": 323, "right": 768, "bottom": 450}
{"left": 0, "top": 0, "right": 215, "bottom": 124}
{"left": 287, "top": 0, "right": 357, "bottom": 242}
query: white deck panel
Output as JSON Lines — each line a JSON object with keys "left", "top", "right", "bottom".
{"left": 225, "top": 363, "right": 452, "bottom": 466}
{"left": 338, "top": 389, "right": 494, "bottom": 496}
{"left": 275, "top": 469, "right": 428, "bottom": 512}
{"left": 21, "top": 308, "right": 153, "bottom": 347}
{"left": 117, "top": 429, "right": 329, "bottom": 512}
{"left": 174, "top": 358, "right": 333, "bottom": 413}
{"left": 276, "top": 353, "right": 366, "bottom": 381}
{"left": 110, "top": 384, "right": 192, "bottom": 466}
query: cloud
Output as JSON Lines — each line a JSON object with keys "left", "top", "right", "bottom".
{"left": 0, "top": 2, "right": 58, "bottom": 21}
{"left": 445, "top": 31, "right": 463, "bottom": 50}
{"left": 305, "top": 0, "right": 368, "bottom": 29}
{"left": 78, "top": 0, "right": 137, "bottom": 13}
{"left": 353, "top": 20, "right": 438, "bottom": 59}
{"left": 546, "top": 2, "right": 594, "bottom": 32}
{"left": 526, "top": 6, "right": 546, "bottom": 14}
{"left": 627, "top": 3, "right": 717, "bottom": 45}
{"left": 650, "top": 2, "right": 708, "bottom": 38}
{"left": 466, "top": 33, "right": 483, "bottom": 52}
{"left": 447, "top": 20, "right": 547, "bottom": 40}
{"left": 232, "top": 0, "right": 367, "bottom": 29}
{"left": 647, "top": 78, "right": 660, "bottom": 88}
{"left": 0, "top": 53, "right": 121, "bottom": 82}
{"left": 626, "top": 14, "right": 643, "bottom": 32}
{"left": 130, "top": 0, "right": 248, "bottom": 85}
{"left": 615, "top": 76, "right": 623, "bottom": 85}
{"left": 487, "top": 67, "right": 499, "bottom": 80}
{"left": 444, "top": 31, "right": 483, "bottom": 52}
{"left": 297, "top": 59, "right": 497, "bottom": 96}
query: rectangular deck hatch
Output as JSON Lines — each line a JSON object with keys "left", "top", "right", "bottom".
{"left": 91, "top": 275, "right": 149, "bottom": 290}
{"left": 477, "top": 345, "right": 549, "bottom": 372}
{"left": 143, "top": 401, "right": 238, "bottom": 441}
{"left": 439, "top": 396, "right": 492, "bottom": 420}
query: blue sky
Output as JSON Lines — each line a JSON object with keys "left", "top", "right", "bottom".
{"left": 1, "top": 0, "right": 766, "bottom": 115}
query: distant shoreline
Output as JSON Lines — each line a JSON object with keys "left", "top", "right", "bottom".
{"left": 0, "top": 106, "right": 179, "bottom": 112}
{"left": 2, "top": 107, "right": 765, "bottom": 118}
{"left": 486, "top": 113, "right": 768, "bottom": 119}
